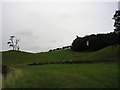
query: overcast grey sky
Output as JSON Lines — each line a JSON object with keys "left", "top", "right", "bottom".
{"left": 1, "top": 1, "right": 118, "bottom": 52}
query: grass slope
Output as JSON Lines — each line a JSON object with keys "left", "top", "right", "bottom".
{"left": 2, "top": 45, "right": 119, "bottom": 88}
{"left": 2, "top": 45, "right": 120, "bottom": 65}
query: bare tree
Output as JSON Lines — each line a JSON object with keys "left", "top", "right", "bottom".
{"left": 7, "top": 36, "right": 20, "bottom": 51}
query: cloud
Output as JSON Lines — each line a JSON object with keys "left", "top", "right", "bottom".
{"left": 16, "top": 30, "right": 33, "bottom": 36}
{"left": 15, "top": 29, "right": 40, "bottom": 39}
{"left": 2, "top": 2, "right": 117, "bottom": 52}
{"left": 49, "top": 40, "right": 57, "bottom": 43}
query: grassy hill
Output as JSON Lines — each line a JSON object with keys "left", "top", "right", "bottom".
{"left": 2, "top": 45, "right": 120, "bottom": 66}
{"left": 2, "top": 45, "right": 119, "bottom": 88}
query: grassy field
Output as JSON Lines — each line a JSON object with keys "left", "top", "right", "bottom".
{"left": 3, "top": 63, "right": 118, "bottom": 88}
{"left": 2, "top": 45, "right": 120, "bottom": 65}
{"left": 2, "top": 45, "right": 119, "bottom": 88}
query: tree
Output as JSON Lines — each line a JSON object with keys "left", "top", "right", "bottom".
{"left": 71, "top": 32, "right": 118, "bottom": 52}
{"left": 113, "top": 10, "right": 120, "bottom": 34}
{"left": 113, "top": 9, "right": 120, "bottom": 44}
{"left": 7, "top": 36, "right": 20, "bottom": 51}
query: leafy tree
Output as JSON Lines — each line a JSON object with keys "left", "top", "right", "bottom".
{"left": 71, "top": 32, "right": 118, "bottom": 52}
{"left": 113, "top": 9, "right": 120, "bottom": 44}
{"left": 7, "top": 36, "right": 20, "bottom": 51}
{"left": 113, "top": 10, "right": 120, "bottom": 33}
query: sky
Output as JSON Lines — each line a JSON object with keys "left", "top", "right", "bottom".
{"left": 0, "top": 0, "right": 118, "bottom": 52}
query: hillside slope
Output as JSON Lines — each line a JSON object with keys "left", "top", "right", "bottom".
{"left": 72, "top": 45, "right": 119, "bottom": 62}
{"left": 2, "top": 46, "right": 119, "bottom": 88}
{"left": 2, "top": 45, "right": 120, "bottom": 65}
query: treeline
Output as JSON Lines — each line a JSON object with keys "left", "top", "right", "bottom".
{"left": 49, "top": 46, "right": 71, "bottom": 52}
{"left": 71, "top": 32, "right": 120, "bottom": 52}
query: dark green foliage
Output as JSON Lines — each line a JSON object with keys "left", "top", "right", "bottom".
{"left": 48, "top": 46, "right": 71, "bottom": 52}
{"left": 71, "top": 32, "right": 119, "bottom": 52}
{"left": 113, "top": 10, "right": 120, "bottom": 33}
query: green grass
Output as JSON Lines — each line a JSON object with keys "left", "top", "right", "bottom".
{"left": 2, "top": 45, "right": 120, "bottom": 66}
{"left": 72, "top": 45, "right": 119, "bottom": 62}
{"left": 3, "top": 63, "right": 118, "bottom": 88}
{"left": 2, "top": 50, "right": 73, "bottom": 66}
{"left": 2, "top": 45, "right": 119, "bottom": 88}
